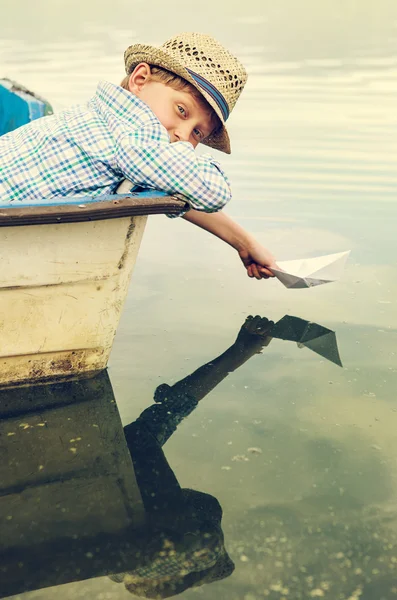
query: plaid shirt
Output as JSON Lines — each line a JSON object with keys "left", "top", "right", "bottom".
{"left": 0, "top": 81, "right": 231, "bottom": 217}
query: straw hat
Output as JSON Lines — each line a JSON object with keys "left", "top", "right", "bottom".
{"left": 124, "top": 32, "right": 248, "bottom": 154}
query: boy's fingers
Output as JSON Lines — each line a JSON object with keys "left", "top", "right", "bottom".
{"left": 254, "top": 264, "right": 269, "bottom": 279}
{"left": 260, "top": 266, "right": 275, "bottom": 278}
{"left": 250, "top": 264, "right": 262, "bottom": 279}
{"left": 247, "top": 264, "right": 274, "bottom": 279}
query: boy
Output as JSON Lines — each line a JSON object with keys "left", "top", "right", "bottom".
{"left": 0, "top": 32, "right": 276, "bottom": 279}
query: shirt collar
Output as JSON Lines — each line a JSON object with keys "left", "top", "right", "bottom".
{"left": 93, "top": 81, "right": 165, "bottom": 129}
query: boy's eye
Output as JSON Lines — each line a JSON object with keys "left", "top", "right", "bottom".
{"left": 177, "top": 105, "right": 186, "bottom": 116}
{"left": 193, "top": 128, "right": 204, "bottom": 140}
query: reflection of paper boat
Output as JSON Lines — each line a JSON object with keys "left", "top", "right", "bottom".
{"left": 271, "top": 251, "right": 350, "bottom": 289}
{"left": 271, "top": 315, "right": 342, "bottom": 366}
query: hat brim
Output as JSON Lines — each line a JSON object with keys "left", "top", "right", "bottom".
{"left": 124, "top": 44, "right": 231, "bottom": 154}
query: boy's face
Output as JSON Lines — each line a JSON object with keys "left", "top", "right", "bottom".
{"left": 128, "top": 65, "right": 216, "bottom": 148}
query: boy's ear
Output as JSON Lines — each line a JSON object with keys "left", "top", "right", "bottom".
{"left": 127, "top": 63, "right": 152, "bottom": 94}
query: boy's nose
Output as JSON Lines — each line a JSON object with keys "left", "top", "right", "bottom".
{"left": 174, "top": 126, "right": 190, "bottom": 143}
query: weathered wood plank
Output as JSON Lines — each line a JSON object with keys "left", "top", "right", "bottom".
{"left": 0, "top": 193, "right": 188, "bottom": 227}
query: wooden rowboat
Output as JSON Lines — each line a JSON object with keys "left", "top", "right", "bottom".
{"left": 0, "top": 81, "right": 187, "bottom": 387}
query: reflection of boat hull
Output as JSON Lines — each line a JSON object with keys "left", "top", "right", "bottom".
{"left": 0, "top": 371, "right": 145, "bottom": 598}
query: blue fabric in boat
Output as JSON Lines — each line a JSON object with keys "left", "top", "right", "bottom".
{"left": 0, "top": 79, "right": 51, "bottom": 136}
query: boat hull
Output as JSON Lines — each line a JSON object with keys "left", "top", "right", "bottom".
{"left": 0, "top": 215, "right": 147, "bottom": 387}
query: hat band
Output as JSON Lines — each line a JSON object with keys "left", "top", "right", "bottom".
{"left": 186, "top": 68, "right": 229, "bottom": 122}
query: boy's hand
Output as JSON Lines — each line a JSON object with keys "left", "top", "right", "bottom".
{"left": 238, "top": 243, "right": 277, "bottom": 279}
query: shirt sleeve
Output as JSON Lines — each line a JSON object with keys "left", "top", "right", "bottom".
{"left": 114, "top": 121, "right": 232, "bottom": 218}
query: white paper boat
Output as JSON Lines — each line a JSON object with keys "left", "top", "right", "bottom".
{"left": 271, "top": 251, "right": 351, "bottom": 289}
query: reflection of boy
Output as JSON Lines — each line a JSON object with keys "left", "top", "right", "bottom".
{"left": 0, "top": 33, "right": 276, "bottom": 279}
{"left": 111, "top": 316, "right": 273, "bottom": 598}
{"left": 119, "top": 407, "right": 234, "bottom": 599}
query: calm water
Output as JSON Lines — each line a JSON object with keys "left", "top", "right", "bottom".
{"left": 1, "top": 0, "right": 397, "bottom": 598}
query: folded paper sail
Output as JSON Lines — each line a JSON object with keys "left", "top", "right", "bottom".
{"left": 271, "top": 315, "right": 342, "bottom": 366}
{"left": 271, "top": 251, "right": 351, "bottom": 288}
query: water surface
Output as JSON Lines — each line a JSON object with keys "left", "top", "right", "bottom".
{"left": 1, "top": 1, "right": 397, "bottom": 598}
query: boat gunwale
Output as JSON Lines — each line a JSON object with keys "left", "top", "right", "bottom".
{"left": 0, "top": 192, "right": 188, "bottom": 227}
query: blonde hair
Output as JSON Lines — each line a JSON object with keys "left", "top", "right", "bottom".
{"left": 121, "top": 65, "right": 221, "bottom": 133}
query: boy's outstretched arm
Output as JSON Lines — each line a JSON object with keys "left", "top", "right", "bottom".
{"left": 126, "top": 316, "right": 273, "bottom": 449}
{"left": 182, "top": 209, "right": 277, "bottom": 279}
